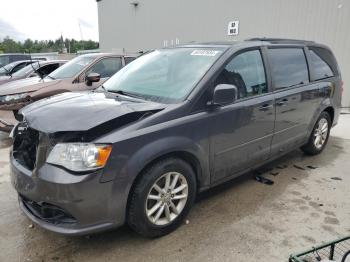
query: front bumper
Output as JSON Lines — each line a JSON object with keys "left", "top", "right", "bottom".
{"left": 10, "top": 153, "right": 126, "bottom": 236}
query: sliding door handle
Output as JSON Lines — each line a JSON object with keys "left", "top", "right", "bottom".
{"left": 259, "top": 104, "right": 273, "bottom": 111}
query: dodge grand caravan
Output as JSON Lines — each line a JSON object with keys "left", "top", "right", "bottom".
{"left": 10, "top": 39, "right": 342, "bottom": 237}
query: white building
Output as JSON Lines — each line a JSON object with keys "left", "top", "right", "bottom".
{"left": 97, "top": 0, "right": 350, "bottom": 107}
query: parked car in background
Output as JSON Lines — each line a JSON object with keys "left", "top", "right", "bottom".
{"left": 0, "top": 54, "right": 31, "bottom": 67}
{"left": 0, "top": 53, "right": 136, "bottom": 131}
{"left": 10, "top": 39, "right": 341, "bottom": 237}
{"left": 0, "top": 60, "right": 38, "bottom": 77}
{"left": 0, "top": 60, "right": 67, "bottom": 85}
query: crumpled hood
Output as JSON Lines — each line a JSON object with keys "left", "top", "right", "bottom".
{"left": 21, "top": 92, "right": 166, "bottom": 133}
{"left": 0, "top": 77, "right": 58, "bottom": 95}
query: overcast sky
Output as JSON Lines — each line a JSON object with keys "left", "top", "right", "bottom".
{"left": 0, "top": 0, "right": 98, "bottom": 42}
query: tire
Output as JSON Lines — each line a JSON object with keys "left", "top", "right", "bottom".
{"left": 127, "top": 157, "right": 197, "bottom": 238}
{"left": 301, "top": 111, "right": 331, "bottom": 155}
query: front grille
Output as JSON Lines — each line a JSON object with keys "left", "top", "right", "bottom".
{"left": 13, "top": 122, "right": 39, "bottom": 170}
{"left": 21, "top": 196, "right": 77, "bottom": 225}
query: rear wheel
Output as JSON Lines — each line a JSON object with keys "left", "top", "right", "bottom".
{"left": 301, "top": 111, "right": 331, "bottom": 155}
{"left": 127, "top": 157, "right": 196, "bottom": 237}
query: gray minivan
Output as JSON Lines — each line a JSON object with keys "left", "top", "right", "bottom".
{"left": 10, "top": 39, "right": 342, "bottom": 237}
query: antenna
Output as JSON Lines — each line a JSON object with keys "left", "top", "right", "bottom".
{"left": 78, "top": 22, "right": 84, "bottom": 50}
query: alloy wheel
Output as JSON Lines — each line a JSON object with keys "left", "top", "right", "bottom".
{"left": 145, "top": 172, "right": 188, "bottom": 226}
{"left": 314, "top": 117, "right": 329, "bottom": 149}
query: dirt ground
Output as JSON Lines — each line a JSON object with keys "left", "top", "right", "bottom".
{"left": 0, "top": 114, "right": 349, "bottom": 262}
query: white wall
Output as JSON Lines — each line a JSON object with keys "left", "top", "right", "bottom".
{"left": 98, "top": 0, "right": 350, "bottom": 107}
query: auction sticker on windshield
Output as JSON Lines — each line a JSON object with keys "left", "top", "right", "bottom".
{"left": 190, "top": 50, "right": 221, "bottom": 56}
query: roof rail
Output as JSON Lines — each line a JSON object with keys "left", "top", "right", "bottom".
{"left": 246, "top": 37, "right": 315, "bottom": 44}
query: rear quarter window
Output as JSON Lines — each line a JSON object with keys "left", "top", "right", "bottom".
{"left": 308, "top": 47, "right": 338, "bottom": 81}
{"left": 268, "top": 48, "right": 309, "bottom": 89}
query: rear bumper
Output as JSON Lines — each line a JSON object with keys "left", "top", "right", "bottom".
{"left": 10, "top": 152, "right": 126, "bottom": 236}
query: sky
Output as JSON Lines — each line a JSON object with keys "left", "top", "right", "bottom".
{"left": 0, "top": 0, "right": 99, "bottom": 42}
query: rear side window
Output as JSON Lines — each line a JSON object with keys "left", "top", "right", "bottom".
{"left": 308, "top": 47, "right": 336, "bottom": 81}
{"left": 268, "top": 48, "right": 309, "bottom": 89}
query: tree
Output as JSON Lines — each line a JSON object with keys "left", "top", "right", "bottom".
{"left": 0, "top": 36, "right": 99, "bottom": 54}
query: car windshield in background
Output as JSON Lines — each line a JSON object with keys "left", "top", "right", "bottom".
{"left": 103, "top": 48, "right": 224, "bottom": 103}
{"left": 0, "top": 56, "right": 9, "bottom": 67}
{"left": 48, "top": 55, "right": 94, "bottom": 79}
{"left": 0, "top": 63, "right": 14, "bottom": 75}
{"left": 12, "top": 63, "right": 39, "bottom": 77}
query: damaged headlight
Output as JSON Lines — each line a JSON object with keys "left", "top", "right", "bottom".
{"left": 47, "top": 143, "right": 112, "bottom": 172}
{"left": 3, "top": 93, "right": 28, "bottom": 103}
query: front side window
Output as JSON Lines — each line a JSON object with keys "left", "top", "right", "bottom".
{"left": 215, "top": 50, "right": 267, "bottom": 99}
{"left": 268, "top": 48, "right": 309, "bottom": 89}
{"left": 48, "top": 55, "right": 94, "bottom": 80}
{"left": 103, "top": 48, "right": 224, "bottom": 103}
{"left": 86, "top": 57, "right": 122, "bottom": 78}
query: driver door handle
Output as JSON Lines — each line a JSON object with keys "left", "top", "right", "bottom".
{"left": 277, "top": 98, "right": 288, "bottom": 106}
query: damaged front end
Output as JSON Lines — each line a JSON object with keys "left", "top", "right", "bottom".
{"left": 10, "top": 91, "right": 166, "bottom": 233}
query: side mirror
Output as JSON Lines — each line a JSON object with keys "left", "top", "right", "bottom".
{"left": 210, "top": 84, "right": 238, "bottom": 107}
{"left": 86, "top": 72, "right": 101, "bottom": 86}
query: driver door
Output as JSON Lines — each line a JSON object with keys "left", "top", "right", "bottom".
{"left": 209, "top": 49, "right": 275, "bottom": 183}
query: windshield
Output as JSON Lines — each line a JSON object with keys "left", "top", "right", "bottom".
{"left": 103, "top": 48, "right": 223, "bottom": 103}
{"left": 12, "top": 63, "right": 39, "bottom": 77}
{"left": 0, "top": 63, "right": 14, "bottom": 75}
{"left": 48, "top": 55, "right": 94, "bottom": 79}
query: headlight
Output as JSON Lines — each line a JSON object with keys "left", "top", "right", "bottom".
{"left": 4, "top": 93, "right": 28, "bottom": 102}
{"left": 47, "top": 143, "right": 112, "bottom": 172}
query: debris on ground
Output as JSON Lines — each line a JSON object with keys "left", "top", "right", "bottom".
{"left": 331, "top": 177, "right": 342, "bottom": 181}
{"left": 185, "top": 220, "right": 190, "bottom": 225}
{"left": 256, "top": 167, "right": 273, "bottom": 175}
{"left": 293, "top": 165, "right": 306, "bottom": 170}
{"left": 292, "top": 177, "right": 297, "bottom": 180}
{"left": 306, "top": 165, "right": 318, "bottom": 169}
{"left": 28, "top": 224, "right": 34, "bottom": 229}
{"left": 270, "top": 171, "right": 279, "bottom": 176}
{"left": 276, "top": 164, "right": 288, "bottom": 169}
{"left": 254, "top": 175, "right": 274, "bottom": 185}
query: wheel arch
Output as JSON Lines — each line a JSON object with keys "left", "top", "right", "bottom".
{"left": 125, "top": 149, "right": 205, "bottom": 219}
{"left": 323, "top": 106, "right": 334, "bottom": 125}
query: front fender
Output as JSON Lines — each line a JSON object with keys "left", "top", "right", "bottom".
{"left": 102, "top": 136, "right": 210, "bottom": 187}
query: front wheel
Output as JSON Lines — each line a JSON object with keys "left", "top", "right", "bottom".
{"left": 301, "top": 111, "right": 331, "bottom": 155}
{"left": 127, "top": 158, "right": 197, "bottom": 237}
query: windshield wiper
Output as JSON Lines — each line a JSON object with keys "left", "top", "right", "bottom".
{"left": 108, "top": 90, "right": 146, "bottom": 100}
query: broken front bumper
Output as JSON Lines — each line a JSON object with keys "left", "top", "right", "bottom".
{"left": 10, "top": 152, "right": 126, "bottom": 235}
